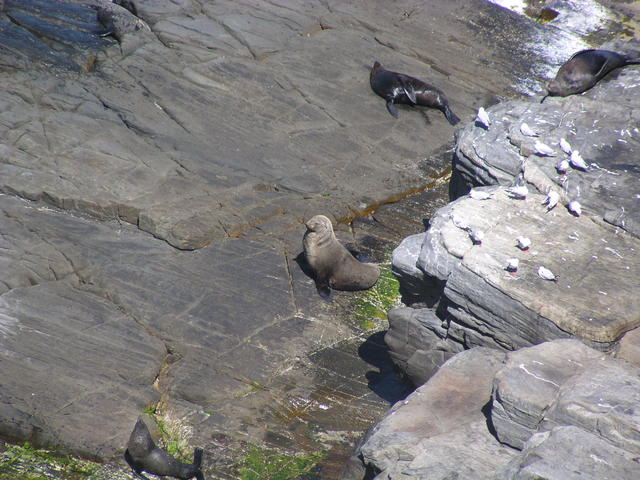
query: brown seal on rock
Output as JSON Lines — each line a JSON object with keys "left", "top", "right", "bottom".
{"left": 303, "top": 215, "right": 380, "bottom": 298}
{"left": 124, "top": 417, "right": 205, "bottom": 480}
{"left": 542, "top": 49, "right": 640, "bottom": 102}
{"left": 369, "top": 61, "right": 460, "bottom": 125}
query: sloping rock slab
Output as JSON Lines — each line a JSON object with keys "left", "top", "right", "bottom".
{"left": 358, "top": 347, "right": 515, "bottom": 479}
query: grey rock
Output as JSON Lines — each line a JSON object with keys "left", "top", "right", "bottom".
{"left": 385, "top": 307, "right": 463, "bottom": 386}
{"left": 500, "top": 426, "right": 640, "bottom": 480}
{"left": 390, "top": 61, "right": 640, "bottom": 386}
{"left": 491, "top": 340, "right": 604, "bottom": 449}
{"left": 358, "top": 347, "right": 514, "bottom": 479}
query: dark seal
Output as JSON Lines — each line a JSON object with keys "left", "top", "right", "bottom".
{"left": 303, "top": 215, "right": 380, "bottom": 298}
{"left": 369, "top": 61, "right": 460, "bottom": 125}
{"left": 543, "top": 49, "right": 640, "bottom": 101}
{"left": 124, "top": 417, "right": 205, "bottom": 480}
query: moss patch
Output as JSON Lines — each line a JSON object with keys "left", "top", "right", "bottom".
{"left": 0, "top": 442, "right": 97, "bottom": 480}
{"left": 143, "top": 404, "right": 192, "bottom": 462}
{"left": 238, "top": 445, "right": 325, "bottom": 480}
{"left": 352, "top": 258, "right": 401, "bottom": 331}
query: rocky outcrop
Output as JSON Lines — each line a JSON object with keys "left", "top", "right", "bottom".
{"left": 354, "top": 340, "right": 640, "bottom": 480}
{"left": 387, "top": 52, "right": 640, "bottom": 387}
{"left": 361, "top": 37, "right": 640, "bottom": 480}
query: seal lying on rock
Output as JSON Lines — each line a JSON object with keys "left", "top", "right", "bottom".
{"left": 124, "top": 417, "right": 205, "bottom": 480}
{"left": 543, "top": 49, "right": 640, "bottom": 101}
{"left": 303, "top": 215, "right": 380, "bottom": 298}
{"left": 369, "top": 61, "right": 460, "bottom": 125}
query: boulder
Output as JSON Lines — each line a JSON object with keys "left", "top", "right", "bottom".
{"left": 357, "top": 339, "right": 640, "bottom": 480}
{"left": 358, "top": 347, "right": 514, "bottom": 479}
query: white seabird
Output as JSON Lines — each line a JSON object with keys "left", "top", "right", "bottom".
{"left": 542, "top": 190, "right": 560, "bottom": 211}
{"left": 556, "top": 158, "right": 569, "bottom": 174}
{"left": 520, "top": 122, "right": 538, "bottom": 137}
{"left": 469, "top": 229, "right": 484, "bottom": 245}
{"left": 569, "top": 150, "right": 589, "bottom": 171}
{"left": 475, "top": 107, "right": 490, "bottom": 129}
{"left": 534, "top": 140, "right": 555, "bottom": 157}
{"left": 507, "top": 173, "right": 528, "bottom": 199}
{"left": 506, "top": 258, "right": 519, "bottom": 272}
{"left": 469, "top": 188, "right": 493, "bottom": 200}
{"left": 451, "top": 213, "right": 470, "bottom": 231}
{"left": 516, "top": 236, "right": 531, "bottom": 250}
{"left": 560, "top": 137, "right": 572, "bottom": 154}
{"left": 567, "top": 200, "right": 582, "bottom": 217}
{"left": 537, "top": 266, "right": 557, "bottom": 281}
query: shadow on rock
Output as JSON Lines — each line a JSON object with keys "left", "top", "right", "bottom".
{"left": 294, "top": 251, "right": 332, "bottom": 301}
{"left": 358, "top": 331, "right": 412, "bottom": 404}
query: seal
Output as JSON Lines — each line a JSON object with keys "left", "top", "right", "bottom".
{"left": 303, "top": 215, "right": 380, "bottom": 298}
{"left": 369, "top": 61, "right": 460, "bottom": 125}
{"left": 124, "top": 417, "right": 205, "bottom": 480}
{"left": 543, "top": 49, "right": 640, "bottom": 101}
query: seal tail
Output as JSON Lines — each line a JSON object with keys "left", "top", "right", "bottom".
{"left": 443, "top": 106, "right": 460, "bottom": 126}
{"left": 624, "top": 55, "right": 640, "bottom": 65}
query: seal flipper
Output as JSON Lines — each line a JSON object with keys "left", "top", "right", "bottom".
{"left": 316, "top": 281, "right": 331, "bottom": 299}
{"left": 594, "top": 57, "right": 613, "bottom": 78}
{"left": 443, "top": 106, "right": 460, "bottom": 126}
{"left": 386, "top": 101, "right": 399, "bottom": 118}
{"left": 399, "top": 79, "right": 417, "bottom": 104}
{"left": 124, "top": 450, "right": 151, "bottom": 480}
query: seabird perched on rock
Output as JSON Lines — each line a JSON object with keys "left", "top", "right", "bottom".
{"left": 542, "top": 190, "right": 560, "bottom": 211}
{"left": 560, "top": 137, "right": 572, "bottom": 154}
{"left": 505, "top": 258, "right": 519, "bottom": 273}
{"left": 567, "top": 200, "right": 582, "bottom": 217}
{"left": 569, "top": 150, "right": 589, "bottom": 171}
{"left": 520, "top": 122, "right": 538, "bottom": 137}
{"left": 469, "top": 229, "right": 484, "bottom": 245}
{"left": 469, "top": 188, "right": 494, "bottom": 200}
{"left": 475, "top": 107, "right": 490, "bottom": 129}
{"left": 534, "top": 140, "right": 555, "bottom": 157}
{"left": 556, "top": 158, "right": 570, "bottom": 174}
{"left": 537, "top": 266, "right": 557, "bottom": 281}
{"left": 516, "top": 236, "right": 531, "bottom": 251}
{"left": 507, "top": 173, "right": 528, "bottom": 199}
{"left": 451, "top": 213, "right": 470, "bottom": 231}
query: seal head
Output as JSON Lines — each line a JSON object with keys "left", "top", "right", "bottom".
{"left": 303, "top": 215, "right": 380, "bottom": 298}
{"left": 369, "top": 61, "right": 460, "bottom": 125}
